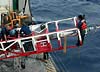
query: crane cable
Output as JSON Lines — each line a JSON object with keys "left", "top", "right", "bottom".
{"left": 23, "top": 0, "right": 27, "bottom": 14}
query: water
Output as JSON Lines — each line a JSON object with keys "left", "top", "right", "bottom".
{"left": 29, "top": 0, "right": 100, "bottom": 72}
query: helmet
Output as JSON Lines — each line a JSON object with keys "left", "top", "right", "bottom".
{"left": 9, "top": 29, "right": 16, "bottom": 36}
{"left": 78, "top": 14, "right": 85, "bottom": 20}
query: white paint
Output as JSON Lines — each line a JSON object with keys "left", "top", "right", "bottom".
{"left": 0, "top": 0, "right": 13, "bottom": 11}
{"left": 0, "top": 0, "right": 12, "bottom": 25}
{"left": 19, "top": 0, "right": 31, "bottom": 16}
{"left": 0, "top": 13, "right": 1, "bottom": 25}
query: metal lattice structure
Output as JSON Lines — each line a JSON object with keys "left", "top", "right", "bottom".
{"left": 0, "top": 17, "right": 82, "bottom": 60}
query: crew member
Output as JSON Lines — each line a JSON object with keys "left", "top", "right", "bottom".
{"left": 76, "top": 15, "right": 87, "bottom": 46}
{"left": 20, "top": 22, "right": 32, "bottom": 37}
{"left": 1, "top": 25, "right": 8, "bottom": 41}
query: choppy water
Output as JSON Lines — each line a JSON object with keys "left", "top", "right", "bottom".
{"left": 29, "top": 0, "right": 100, "bottom": 72}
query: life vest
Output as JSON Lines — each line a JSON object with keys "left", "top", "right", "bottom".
{"left": 81, "top": 21, "right": 87, "bottom": 30}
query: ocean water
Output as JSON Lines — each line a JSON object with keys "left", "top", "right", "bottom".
{"left": 29, "top": 0, "right": 100, "bottom": 72}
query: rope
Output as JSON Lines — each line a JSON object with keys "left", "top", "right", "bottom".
{"left": 23, "top": 0, "right": 27, "bottom": 14}
{"left": 87, "top": 25, "right": 100, "bottom": 32}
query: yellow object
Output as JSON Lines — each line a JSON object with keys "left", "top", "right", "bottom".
{"left": 63, "top": 36, "right": 67, "bottom": 53}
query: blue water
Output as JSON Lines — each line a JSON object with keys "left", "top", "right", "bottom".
{"left": 29, "top": 0, "right": 100, "bottom": 72}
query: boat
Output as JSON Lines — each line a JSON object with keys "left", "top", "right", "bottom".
{"left": 0, "top": 0, "right": 82, "bottom": 60}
